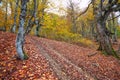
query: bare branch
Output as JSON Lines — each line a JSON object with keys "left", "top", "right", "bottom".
{"left": 108, "top": 14, "right": 120, "bottom": 21}
{"left": 75, "top": 0, "right": 93, "bottom": 20}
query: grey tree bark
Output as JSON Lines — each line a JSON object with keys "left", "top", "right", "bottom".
{"left": 16, "top": 0, "right": 28, "bottom": 60}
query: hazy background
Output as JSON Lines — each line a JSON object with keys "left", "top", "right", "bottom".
{"left": 47, "top": 0, "right": 90, "bottom": 16}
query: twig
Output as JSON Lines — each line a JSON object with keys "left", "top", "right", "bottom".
{"left": 108, "top": 14, "right": 120, "bottom": 21}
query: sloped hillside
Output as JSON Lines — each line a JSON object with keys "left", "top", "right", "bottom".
{"left": 0, "top": 31, "right": 120, "bottom": 80}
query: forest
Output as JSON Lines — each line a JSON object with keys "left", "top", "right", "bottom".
{"left": 0, "top": 0, "right": 120, "bottom": 80}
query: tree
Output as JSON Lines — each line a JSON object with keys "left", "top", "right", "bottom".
{"left": 67, "top": 0, "right": 92, "bottom": 33}
{"left": 25, "top": 0, "right": 37, "bottom": 34}
{"left": 0, "top": 0, "right": 19, "bottom": 32}
{"left": 4, "top": 0, "right": 8, "bottom": 31}
{"left": 108, "top": 12, "right": 118, "bottom": 42}
{"left": 16, "top": 0, "right": 29, "bottom": 60}
{"left": 77, "top": 5, "right": 95, "bottom": 38}
{"left": 35, "top": 0, "right": 48, "bottom": 36}
{"left": 67, "top": 0, "right": 78, "bottom": 33}
{"left": 11, "top": 0, "right": 19, "bottom": 33}
{"left": 93, "top": 0, "right": 120, "bottom": 58}
{"left": 16, "top": 0, "right": 42, "bottom": 60}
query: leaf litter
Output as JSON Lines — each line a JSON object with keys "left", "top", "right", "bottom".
{"left": 0, "top": 31, "right": 120, "bottom": 80}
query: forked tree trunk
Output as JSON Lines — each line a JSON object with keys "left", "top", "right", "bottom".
{"left": 16, "top": 0, "right": 28, "bottom": 60}
{"left": 94, "top": 0, "right": 120, "bottom": 58}
{"left": 96, "top": 18, "right": 119, "bottom": 58}
{"left": 97, "top": 21, "right": 112, "bottom": 53}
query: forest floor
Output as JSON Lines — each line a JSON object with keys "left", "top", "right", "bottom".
{"left": 0, "top": 31, "right": 120, "bottom": 80}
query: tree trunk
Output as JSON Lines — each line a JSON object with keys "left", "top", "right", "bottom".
{"left": 96, "top": 18, "right": 119, "bottom": 58}
{"left": 112, "top": 13, "right": 117, "bottom": 42}
{"left": 25, "top": 0, "right": 37, "bottom": 35}
{"left": 96, "top": 21, "right": 112, "bottom": 53}
{"left": 35, "top": 19, "right": 41, "bottom": 36}
{"left": 91, "top": 0, "right": 120, "bottom": 59}
{"left": 91, "top": 22, "right": 96, "bottom": 40}
{"left": 4, "top": 0, "right": 8, "bottom": 31}
{"left": 35, "top": 3, "right": 45, "bottom": 36}
{"left": 34, "top": 0, "right": 41, "bottom": 37}
{"left": 112, "top": 27, "right": 117, "bottom": 42}
{"left": 16, "top": 0, "right": 28, "bottom": 60}
{"left": 71, "top": 18, "right": 77, "bottom": 33}
{"left": 11, "top": 0, "right": 19, "bottom": 33}
{"left": 81, "top": 21, "right": 85, "bottom": 37}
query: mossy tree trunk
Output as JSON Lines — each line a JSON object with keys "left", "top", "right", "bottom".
{"left": 93, "top": 0, "right": 120, "bottom": 59}
{"left": 96, "top": 11, "right": 119, "bottom": 59}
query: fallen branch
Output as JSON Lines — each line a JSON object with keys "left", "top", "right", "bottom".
{"left": 87, "top": 52, "right": 97, "bottom": 57}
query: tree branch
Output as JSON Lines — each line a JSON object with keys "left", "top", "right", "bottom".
{"left": 108, "top": 14, "right": 120, "bottom": 21}
{"left": 25, "top": 0, "right": 37, "bottom": 34}
{"left": 75, "top": 0, "right": 93, "bottom": 20}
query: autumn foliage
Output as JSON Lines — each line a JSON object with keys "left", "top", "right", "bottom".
{"left": 1, "top": 0, "right": 120, "bottom": 79}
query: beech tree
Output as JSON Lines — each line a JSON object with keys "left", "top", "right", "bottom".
{"left": 75, "top": 0, "right": 120, "bottom": 58}
{"left": 16, "top": 0, "right": 39, "bottom": 60}
{"left": 16, "top": 0, "right": 29, "bottom": 60}
{"left": 93, "top": 0, "right": 120, "bottom": 58}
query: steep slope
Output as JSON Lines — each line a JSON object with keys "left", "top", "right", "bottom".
{"left": 0, "top": 31, "right": 120, "bottom": 80}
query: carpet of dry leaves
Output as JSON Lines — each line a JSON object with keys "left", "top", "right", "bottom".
{"left": 0, "top": 31, "right": 120, "bottom": 80}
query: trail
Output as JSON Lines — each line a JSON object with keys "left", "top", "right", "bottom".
{"left": 42, "top": 41, "right": 95, "bottom": 80}
{"left": 31, "top": 37, "right": 96, "bottom": 80}
{"left": 30, "top": 37, "right": 70, "bottom": 80}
